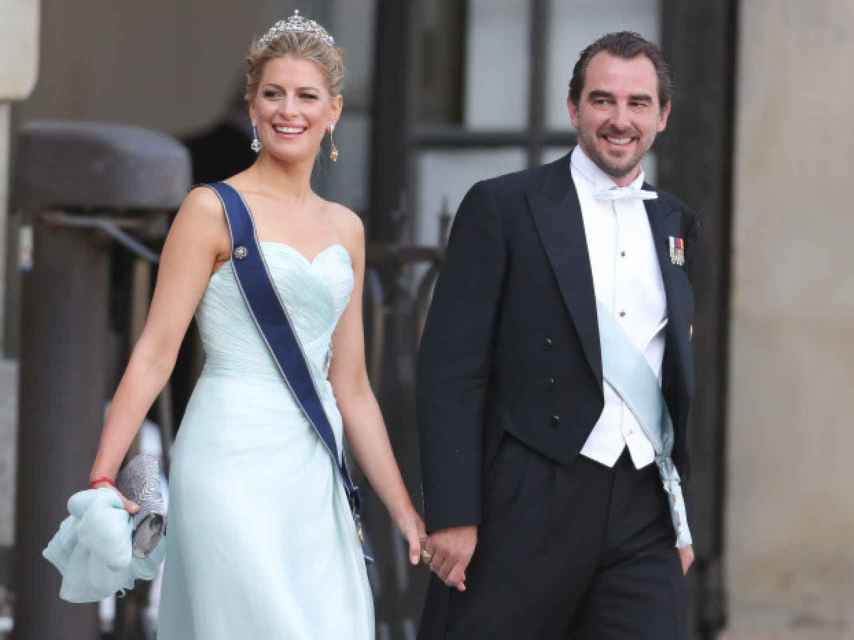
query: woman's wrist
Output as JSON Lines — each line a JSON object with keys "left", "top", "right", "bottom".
{"left": 89, "top": 475, "right": 116, "bottom": 489}
{"left": 89, "top": 464, "right": 117, "bottom": 488}
{"left": 388, "top": 494, "right": 417, "bottom": 524}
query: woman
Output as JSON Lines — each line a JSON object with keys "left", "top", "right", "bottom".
{"left": 87, "top": 12, "right": 423, "bottom": 638}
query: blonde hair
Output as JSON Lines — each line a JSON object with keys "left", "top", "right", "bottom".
{"left": 245, "top": 30, "right": 345, "bottom": 101}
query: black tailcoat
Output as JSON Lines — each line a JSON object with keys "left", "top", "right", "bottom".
{"left": 416, "top": 151, "right": 699, "bottom": 534}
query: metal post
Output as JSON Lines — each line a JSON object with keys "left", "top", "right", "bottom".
{"left": 15, "top": 216, "right": 110, "bottom": 639}
{"left": 12, "top": 120, "right": 190, "bottom": 638}
{"left": 368, "top": 0, "right": 414, "bottom": 244}
{"left": 527, "top": 0, "right": 549, "bottom": 169}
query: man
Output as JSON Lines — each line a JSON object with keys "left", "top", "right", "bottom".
{"left": 417, "top": 32, "right": 699, "bottom": 639}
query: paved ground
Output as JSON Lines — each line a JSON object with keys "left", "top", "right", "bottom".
{"left": 723, "top": 599, "right": 854, "bottom": 639}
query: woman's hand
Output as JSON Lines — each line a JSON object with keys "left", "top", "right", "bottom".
{"left": 90, "top": 480, "right": 140, "bottom": 515}
{"left": 394, "top": 506, "right": 427, "bottom": 566}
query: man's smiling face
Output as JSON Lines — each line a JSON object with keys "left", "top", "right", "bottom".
{"left": 568, "top": 51, "right": 670, "bottom": 186}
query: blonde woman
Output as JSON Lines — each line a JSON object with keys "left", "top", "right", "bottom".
{"left": 87, "top": 12, "right": 423, "bottom": 638}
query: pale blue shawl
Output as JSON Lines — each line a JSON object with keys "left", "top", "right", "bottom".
{"left": 43, "top": 487, "right": 165, "bottom": 603}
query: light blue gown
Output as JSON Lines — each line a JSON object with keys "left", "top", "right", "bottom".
{"left": 156, "top": 242, "right": 374, "bottom": 639}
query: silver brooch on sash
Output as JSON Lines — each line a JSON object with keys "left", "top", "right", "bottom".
{"left": 233, "top": 245, "right": 248, "bottom": 260}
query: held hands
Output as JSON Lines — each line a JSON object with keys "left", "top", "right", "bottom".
{"left": 678, "top": 544, "right": 694, "bottom": 575}
{"left": 394, "top": 506, "right": 428, "bottom": 566}
{"left": 421, "top": 525, "right": 478, "bottom": 592}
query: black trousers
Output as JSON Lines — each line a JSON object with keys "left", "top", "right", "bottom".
{"left": 418, "top": 435, "right": 689, "bottom": 639}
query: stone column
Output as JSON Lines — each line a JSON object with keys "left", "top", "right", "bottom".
{"left": 0, "top": 0, "right": 40, "bottom": 559}
{"left": 0, "top": 103, "right": 9, "bottom": 345}
{"left": 0, "top": 102, "right": 11, "bottom": 551}
{"left": 727, "top": 2, "right": 854, "bottom": 637}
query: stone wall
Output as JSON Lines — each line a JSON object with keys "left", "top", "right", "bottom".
{"left": 15, "top": 0, "right": 304, "bottom": 135}
{"left": 726, "top": 2, "right": 854, "bottom": 637}
{"left": 0, "top": 0, "right": 39, "bottom": 553}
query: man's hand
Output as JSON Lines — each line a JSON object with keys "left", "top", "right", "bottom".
{"left": 678, "top": 544, "right": 694, "bottom": 575}
{"left": 423, "top": 525, "right": 478, "bottom": 592}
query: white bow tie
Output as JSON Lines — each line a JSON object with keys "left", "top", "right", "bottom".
{"left": 594, "top": 186, "right": 658, "bottom": 202}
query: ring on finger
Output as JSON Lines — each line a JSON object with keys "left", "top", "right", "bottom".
{"left": 421, "top": 548, "right": 433, "bottom": 564}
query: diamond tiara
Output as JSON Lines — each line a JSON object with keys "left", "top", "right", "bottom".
{"left": 257, "top": 10, "right": 335, "bottom": 49}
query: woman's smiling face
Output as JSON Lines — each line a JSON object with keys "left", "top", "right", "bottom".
{"left": 249, "top": 55, "right": 342, "bottom": 164}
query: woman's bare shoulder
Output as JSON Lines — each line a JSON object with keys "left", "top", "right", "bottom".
{"left": 325, "top": 201, "right": 365, "bottom": 244}
{"left": 181, "top": 185, "right": 225, "bottom": 220}
{"left": 169, "top": 187, "right": 230, "bottom": 258}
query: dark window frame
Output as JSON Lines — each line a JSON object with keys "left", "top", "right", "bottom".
{"left": 408, "top": 0, "right": 574, "bottom": 164}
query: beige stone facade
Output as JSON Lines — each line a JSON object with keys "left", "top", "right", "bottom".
{"left": 0, "top": 0, "right": 39, "bottom": 549}
{"left": 726, "top": 1, "right": 854, "bottom": 637}
{"left": 15, "top": 0, "right": 319, "bottom": 135}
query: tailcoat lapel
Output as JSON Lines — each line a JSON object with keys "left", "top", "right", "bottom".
{"left": 524, "top": 154, "right": 694, "bottom": 399}
{"left": 526, "top": 154, "right": 603, "bottom": 386}
{"left": 644, "top": 189, "right": 695, "bottom": 400}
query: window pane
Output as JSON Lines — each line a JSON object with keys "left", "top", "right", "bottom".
{"left": 464, "top": 0, "right": 530, "bottom": 130}
{"left": 542, "top": 147, "right": 573, "bottom": 165}
{"left": 545, "top": 0, "right": 660, "bottom": 130}
{"left": 319, "top": 113, "right": 371, "bottom": 211}
{"left": 319, "top": 1, "right": 376, "bottom": 209}
{"left": 331, "top": 0, "right": 376, "bottom": 110}
{"left": 415, "top": 148, "right": 526, "bottom": 245}
{"left": 413, "top": 1, "right": 466, "bottom": 125}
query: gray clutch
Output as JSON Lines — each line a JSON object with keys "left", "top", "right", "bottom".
{"left": 116, "top": 454, "right": 167, "bottom": 558}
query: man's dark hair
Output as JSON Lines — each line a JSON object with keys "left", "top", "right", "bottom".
{"left": 568, "top": 31, "right": 673, "bottom": 107}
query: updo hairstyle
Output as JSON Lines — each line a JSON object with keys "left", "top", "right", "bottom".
{"left": 245, "top": 30, "right": 345, "bottom": 101}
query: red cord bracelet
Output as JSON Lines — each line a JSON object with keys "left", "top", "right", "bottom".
{"left": 89, "top": 476, "right": 116, "bottom": 489}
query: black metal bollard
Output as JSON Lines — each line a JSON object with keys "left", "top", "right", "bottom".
{"left": 13, "top": 121, "right": 190, "bottom": 640}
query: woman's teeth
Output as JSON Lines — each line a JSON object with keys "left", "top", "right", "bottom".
{"left": 273, "top": 125, "right": 305, "bottom": 134}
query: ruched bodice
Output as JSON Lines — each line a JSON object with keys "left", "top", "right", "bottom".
{"left": 196, "top": 242, "right": 354, "bottom": 382}
{"left": 156, "top": 239, "right": 374, "bottom": 640}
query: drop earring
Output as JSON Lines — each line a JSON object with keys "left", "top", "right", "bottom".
{"left": 329, "top": 124, "right": 339, "bottom": 162}
{"left": 250, "top": 124, "right": 262, "bottom": 153}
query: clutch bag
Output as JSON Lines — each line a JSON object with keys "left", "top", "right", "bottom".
{"left": 116, "top": 454, "right": 167, "bottom": 558}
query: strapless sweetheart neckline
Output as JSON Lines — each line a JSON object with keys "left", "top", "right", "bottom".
{"left": 256, "top": 241, "right": 350, "bottom": 267}
{"left": 211, "top": 241, "right": 351, "bottom": 282}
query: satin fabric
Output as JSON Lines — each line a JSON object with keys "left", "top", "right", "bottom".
{"left": 155, "top": 242, "right": 373, "bottom": 639}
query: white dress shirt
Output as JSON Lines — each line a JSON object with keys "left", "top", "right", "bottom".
{"left": 570, "top": 146, "right": 668, "bottom": 470}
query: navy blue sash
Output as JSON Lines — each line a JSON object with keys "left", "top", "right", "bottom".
{"left": 204, "top": 182, "right": 364, "bottom": 544}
